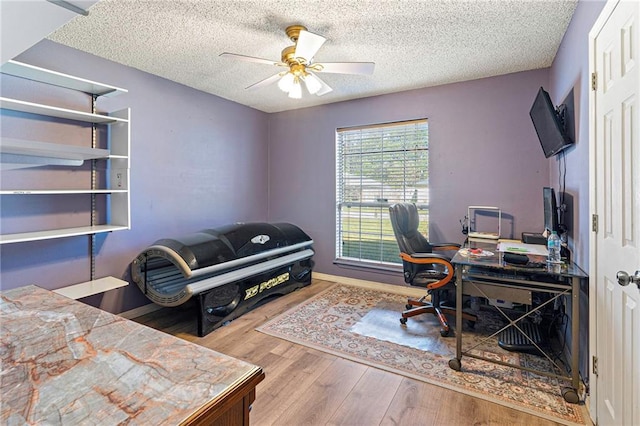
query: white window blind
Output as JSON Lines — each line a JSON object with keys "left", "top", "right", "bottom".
{"left": 336, "top": 119, "right": 429, "bottom": 266}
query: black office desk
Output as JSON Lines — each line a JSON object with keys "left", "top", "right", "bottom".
{"left": 448, "top": 240, "right": 588, "bottom": 403}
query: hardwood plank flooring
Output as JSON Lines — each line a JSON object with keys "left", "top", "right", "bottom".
{"left": 132, "top": 278, "right": 574, "bottom": 426}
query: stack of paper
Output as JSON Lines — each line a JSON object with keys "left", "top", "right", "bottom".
{"left": 497, "top": 241, "right": 549, "bottom": 256}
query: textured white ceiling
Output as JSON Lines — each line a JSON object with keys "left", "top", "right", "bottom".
{"left": 48, "top": 0, "right": 577, "bottom": 113}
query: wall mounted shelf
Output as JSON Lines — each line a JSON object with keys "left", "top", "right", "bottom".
{"left": 0, "top": 61, "right": 130, "bottom": 243}
{"left": 52, "top": 276, "right": 129, "bottom": 300}
{"left": 0, "top": 60, "right": 126, "bottom": 97}
{"left": 0, "top": 225, "right": 130, "bottom": 245}
{"left": 0, "top": 138, "right": 110, "bottom": 170}
{"left": 0, "top": 97, "right": 127, "bottom": 124}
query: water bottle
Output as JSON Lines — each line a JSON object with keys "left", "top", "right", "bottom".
{"left": 547, "top": 231, "right": 561, "bottom": 263}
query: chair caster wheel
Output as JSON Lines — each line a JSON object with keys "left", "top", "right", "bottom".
{"left": 562, "top": 388, "right": 579, "bottom": 404}
{"left": 440, "top": 328, "right": 450, "bottom": 337}
{"left": 400, "top": 317, "right": 407, "bottom": 325}
{"left": 405, "top": 304, "right": 412, "bottom": 310}
{"left": 448, "top": 358, "right": 461, "bottom": 371}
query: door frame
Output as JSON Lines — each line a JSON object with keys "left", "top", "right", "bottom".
{"left": 588, "top": 0, "right": 622, "bottom": 422}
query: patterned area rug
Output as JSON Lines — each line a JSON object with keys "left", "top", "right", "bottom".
{"left": 257, "top": 283, "right": 585, "bottom": 425}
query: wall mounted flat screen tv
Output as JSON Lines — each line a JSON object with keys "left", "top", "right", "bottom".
{"left": 529, "top": 87, "right": 574, "bottom": 158}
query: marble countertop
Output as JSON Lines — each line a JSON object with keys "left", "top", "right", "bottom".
{"left": 0, "top": 285, "right": 262, "bottom": 425}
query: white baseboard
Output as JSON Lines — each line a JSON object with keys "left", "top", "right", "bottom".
{"left": 313, "top": 272, "right": 425, "bottom": 299}
{"left": 119, "top": 302, "right": 163, "bottom": 319}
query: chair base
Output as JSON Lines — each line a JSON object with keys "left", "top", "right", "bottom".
{"left": 400, "top": 297, "right": 477, "bottom": 337}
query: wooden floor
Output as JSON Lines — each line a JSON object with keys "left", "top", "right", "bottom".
{"left": 132, "top": 278, "right": 573, "bottom": 426}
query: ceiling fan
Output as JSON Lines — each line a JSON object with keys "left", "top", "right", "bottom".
{"left": 220, "top": 25, "right": 375, "bottom": 99}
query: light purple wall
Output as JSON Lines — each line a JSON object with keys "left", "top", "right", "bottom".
{"left": 1, "top": 1, "right": 605, "bottom": 312}
{"left": 546, "top": 0, "right": 606, "bottom": 384}
{"left": 267, "top": 69, "right": 551, "bottom": 284}
{"left": 549, "top": 0, "right": 606, "bottom": 270}
{"left": 0, "top": 40, "right": 269, "bottom": 312}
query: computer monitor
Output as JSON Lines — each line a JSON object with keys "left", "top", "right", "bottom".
{"left": 543, "top": 187, "right": 559, "bottom": 234}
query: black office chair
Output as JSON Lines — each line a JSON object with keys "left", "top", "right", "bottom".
{"left": 389, "top": 203, "right": 476, "bottom": 336}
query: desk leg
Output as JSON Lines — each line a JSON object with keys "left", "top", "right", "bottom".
{"left": 561, "top": 276, "right": 581, "bottom": 403}
{"left": 449, "top": 264, "right": 463, "bottom": 371}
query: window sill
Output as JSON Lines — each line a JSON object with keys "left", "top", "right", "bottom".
{"left": 333, "top": 258, "right": 403, "bottom": 274}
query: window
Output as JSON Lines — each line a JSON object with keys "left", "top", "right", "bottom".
{"left": 336, "top": 119, "right": 429, "bottom": 267}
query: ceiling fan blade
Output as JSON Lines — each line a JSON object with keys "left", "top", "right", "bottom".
{"left": 308, "top": 71, "right": 333, "bottom": 96}
{"left": 294, "top": 30, "right": 326, "bottom": 62}
{"left": 315, "top": 62, "right": 375, "bottom": 75}
{"left": 245, "top": 72, "right": 282, "bottom": 90}
{"left": 219, "top": 52, "right": 282, "bottom": 66}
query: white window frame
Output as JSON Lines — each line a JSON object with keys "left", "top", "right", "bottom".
{"left": 335, "top": 119, "right": 429, "bottom": 269}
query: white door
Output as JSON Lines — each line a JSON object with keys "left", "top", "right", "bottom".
{"left": 590, "top": 1, "right": 640, "bottom": 425}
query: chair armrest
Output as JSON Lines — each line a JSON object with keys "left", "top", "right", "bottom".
{"left": 406, "top": 252, "right": 451, "bottom": 262}
{"left": 399, "top": 252, "right": 454, "bottom": 290}
{"left": 431, "top": 243, "right": 461, "bottom": 251}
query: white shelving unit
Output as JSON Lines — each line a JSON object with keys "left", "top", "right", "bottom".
{"left": 53, "top": 276, "right": 128, "bottom": 300}
{"left": 0, "top": 60, "right": 131, "bottom": 296}
{"left": 0, "top": 60, "right": 121, "bottom": 97}
{"left": 1, "top": 138, "right": 110, "bottom": 169}
{"left": 0, "top": 60, "right": 130, "bottom": 244}
{"left": 0, "top": 97, "right": 127, "bottom": 123}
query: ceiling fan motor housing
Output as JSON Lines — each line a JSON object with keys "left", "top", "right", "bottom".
{"left": 281, "top": 30, "right": 316, "bottom": 78}
{"left": 281, "top": 45, "right": 298, "bottom": 66}
{"left": 285, "top": 25, "right": 306, "bottom": 42}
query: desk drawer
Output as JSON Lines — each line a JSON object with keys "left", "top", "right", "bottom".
{"left": 464, "top": 281, "right": 532, "bottom": 305}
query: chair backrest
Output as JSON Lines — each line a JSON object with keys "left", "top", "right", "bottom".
{"left": 389, "top": 203, "right": 433, "bottom": 255}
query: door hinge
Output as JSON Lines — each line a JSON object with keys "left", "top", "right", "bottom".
{"left": 592, "top": 355, "right": 598, "bottom": 376}
{"left": 592, "top": 214, "right": 598, "bottom": 233}
{"left": 591, "top": 72, "right": 598, "bottom": 91}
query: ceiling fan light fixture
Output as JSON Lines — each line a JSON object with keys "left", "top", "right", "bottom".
{"left": 302, "top": 73, "right": 322, "bottom": 95}
{"left": 288, "top": 78, "right": 302, "bottom": 99}
{"left": 278, "top": 72, "right": 295, "bottom": 92}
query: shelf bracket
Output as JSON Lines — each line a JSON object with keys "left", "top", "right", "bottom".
{"left": 90, "top": 95, "right": 98, "bottom": 281}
